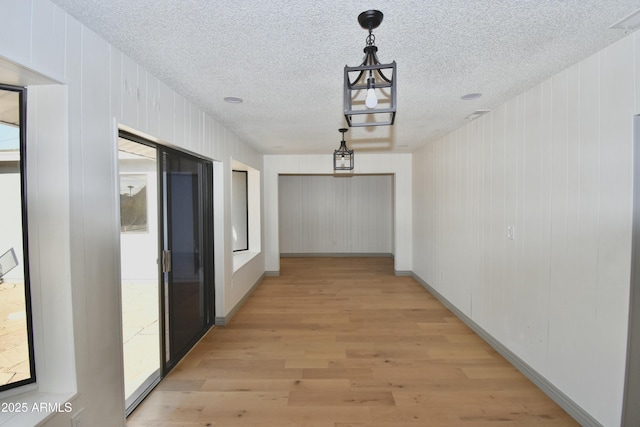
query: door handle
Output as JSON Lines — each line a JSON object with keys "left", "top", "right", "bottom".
{"left": 161, "top": 250, "right": 172, "bottom": 273}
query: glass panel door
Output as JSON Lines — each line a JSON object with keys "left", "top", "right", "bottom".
{"left": 118, "top": 135, "right": 161, "bottom": 414}
{"left": 118, "top": 133, "right": 214, "bottom": 414}
{"left": 161, "top": 149, "right": 213, "bottom": 369}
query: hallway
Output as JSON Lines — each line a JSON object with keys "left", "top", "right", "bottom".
{"left": 127, "top": 257, "right": 577, "bottom": 426}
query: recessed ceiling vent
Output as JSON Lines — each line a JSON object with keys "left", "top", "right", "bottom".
{"left": 464, "top": 110, "right": 490, "bottom": 121}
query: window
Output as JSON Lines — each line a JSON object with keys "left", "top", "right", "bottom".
{"left": 0, "top": 84, "right": 35, "bottom": 392}
{"left": 231, "top": 160, "right": 261, "bottom": 272}
{"left": 232, "top": 170, "right": 249, "bottom": 251}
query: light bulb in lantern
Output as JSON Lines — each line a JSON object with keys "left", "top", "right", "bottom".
{"left": 365, "top": 75, "right": 377, "bottom": 109}
{"left": 365, "top": 88, "right": 378, "bottom": 108}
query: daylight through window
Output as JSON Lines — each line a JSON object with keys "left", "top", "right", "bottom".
{"left": 0, "top": 84, "right": 36, "bottom": 392}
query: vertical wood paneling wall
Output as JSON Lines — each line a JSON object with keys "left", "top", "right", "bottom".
{"left": 412, "top": 32, "right": 638, "bottom": 426}
{"left": 278, "top": 175, "right": 393, "bottom": 254}
{"left": 0, "top": 1, "right": 263, "bottom": 426}
{"left": 3, "top": 0, "right": 638, "bottom": 426}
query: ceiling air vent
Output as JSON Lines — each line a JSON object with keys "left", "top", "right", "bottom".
{"left": 464, "top": 110, "right": 490, "bottom": 121}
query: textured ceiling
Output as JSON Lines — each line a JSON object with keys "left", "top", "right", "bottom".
{"left": 50, "top": 0, "right": 639, "bottom": 155}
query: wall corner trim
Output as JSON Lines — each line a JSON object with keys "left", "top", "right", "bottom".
{"left": 411, "top": 273, "right": 604, "bottom": 427}
{"left": 394, "top": 270, "right": 412, "bottom": 276}
{"left": 214, "top": 273, "right": 265, "bottom": 326}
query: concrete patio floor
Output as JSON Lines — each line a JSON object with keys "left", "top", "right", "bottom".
{"left": 0, "top": 281, "right": 31, "bottom": 386}
{"left": 0, "top": 280, "right": 159, "bottom": 398}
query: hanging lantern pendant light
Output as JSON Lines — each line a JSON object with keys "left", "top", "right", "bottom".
{"left": 333, "top": 128, "right": 354, "bottom": 172}
{"left": 344, "top": 10, "right": 397, "bottom": 127}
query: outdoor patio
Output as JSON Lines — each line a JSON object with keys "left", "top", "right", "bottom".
{"left": 0, "top": 281, "right": 30, "bottom": 385}
{"left": 0, "top": 281, "right": 158, "bottom": 397}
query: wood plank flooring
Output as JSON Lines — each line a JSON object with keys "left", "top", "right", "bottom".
{"left": 127, "top": 257, "right": 578, "bottom": 427}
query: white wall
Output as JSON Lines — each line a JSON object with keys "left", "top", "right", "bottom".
{"left": 412, "top": 31, "right": 638, "bottom": 427}
{"left": 0, "top": 1, "right": 264, "bottom": 425}
{"left": 264, "top": 153, "right": 411, "bottom": 273}
{"left": 278, "top": 174, "right": 393, "bottom": 254}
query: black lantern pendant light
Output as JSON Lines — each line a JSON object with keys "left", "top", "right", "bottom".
{"left": 344, "top": 10, "right": 397, "bottom": 127}
{"left": 333, "top": 128, "right": 354, "bottom": 172}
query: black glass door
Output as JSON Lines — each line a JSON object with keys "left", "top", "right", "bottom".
{"left": 161, "top": 148, "right": 213, "bottom": 370}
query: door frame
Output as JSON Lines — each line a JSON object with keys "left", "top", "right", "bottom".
{"left": 118, "top": 130, "right": 215, "bottom": 413}
{"left": 623, "top": 115, "right": 640, "bottom": 426}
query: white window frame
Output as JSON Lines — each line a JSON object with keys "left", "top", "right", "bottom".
{"left": 0, "top": 83, "right": 77, "bottom": 426}
{"left": 231, "top": 160, "right": 261, "bottom": 272}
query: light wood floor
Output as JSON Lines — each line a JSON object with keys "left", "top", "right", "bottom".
{"left": 127, "top": 257, "right": 578, "bottom": 426}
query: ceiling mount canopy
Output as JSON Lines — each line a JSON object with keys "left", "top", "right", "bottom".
{"left": 344, "top": 9, "right": 397, "bottom": 128}
{"left": 333, "top": 128, "right": 354, "bottom": 172}
{"left": 358, "top": 9, "right": 384, "bottom": 30}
